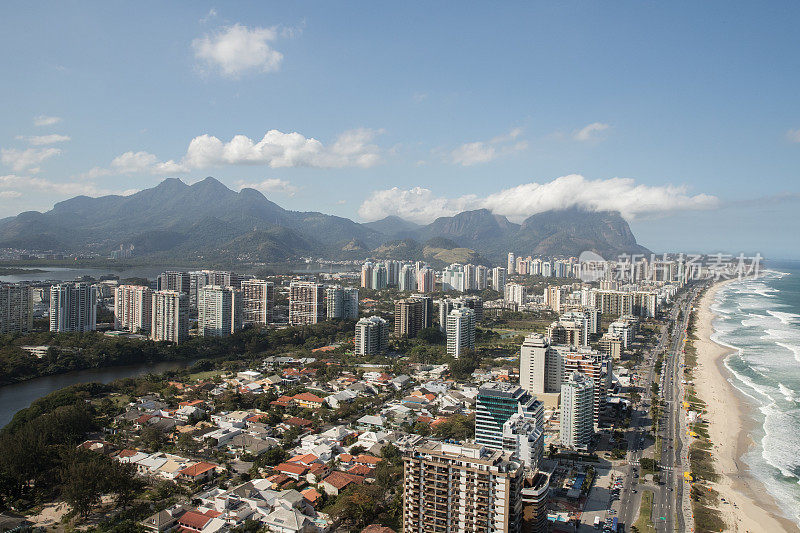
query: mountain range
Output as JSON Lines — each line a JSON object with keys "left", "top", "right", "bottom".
{"left": 0, "top": 177, "right": 650, "bottom": 264}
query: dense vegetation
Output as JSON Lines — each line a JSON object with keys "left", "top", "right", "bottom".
{"left": 0, "top": 319, "right": 356, "bottom": 385}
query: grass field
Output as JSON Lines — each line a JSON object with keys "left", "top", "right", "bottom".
{"left": 634, "top": 490, "right": 656, "bottom": 533}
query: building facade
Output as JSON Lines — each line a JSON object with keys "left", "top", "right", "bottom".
{"left": 198, "top": 285, "right": 242, "bottom": 337}
{"left": 403, "top": 441, "right": 524, "bottom": 533}
{"left": 560, "top": 371, "right": 594, "bottom": 450}
{"left": 0, "top": 283, "right": 33, "bottom": 334}
{"left": 151, "top": 290, "right": 189, "bottom": 344}
{"left": 50, "top": 283, "right": 97, "bottom": 333}
{"left": 241, "top": 279, "right": 274, "bottom": 325}
{"left": 289, "top": 281, "right": 325, "bottom": 326}
{"left": 446, "top": 307, "right": 475, "bottom": 357}
{"left": 114, "top": 285, "right": 153, "bottom": 333}
{"left": 354, "top": 316, "right": 389, "bottom": 355}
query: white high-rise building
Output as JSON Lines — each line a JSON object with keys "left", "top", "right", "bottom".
{"left": 504, "top": 282, "right": 526, "bottom": 306}
{"left": 520, "top": 333, "right": 563, "bottom": 395}
{"left": 463, "top": 263, "right": 477, "bottom": 291}
{"left": 198, "top": 285, "right": 242, "bottom": 337}
{"left": 354, "top": 315, "right": 389, "bottom": 355}
{"left": 241, "top": 279, "right": 274, "bottom": 325}
{"left": 114, "top": 285, "right": 152, "bottom": 333}
{"left": 491, "top": 267, "right": 506, "bottom": 292}
{"left": 446, "top": 307, "right": 475, "bottom": 357}
{"left": 50, "top": 283, "right": 97, "bottom": 333}
{"left": 360, "top": 262, "right": 374, "bottom": 289}
{"left": 0, "top": 283, "right": 33, "bottom": 334}
{"left": 417, "top": 266, "right": 435, "bottom": 293}
{"left": 507, "top": 252, "right": 516, "bottom": 275}
{"left": 398, "top": 264, "right": 417, "bottom": 292}
{"left": 441, "top": 263, "right": 465, "bottom": 292}
{"left": 560, "top": 371, "right": 594, "bottom": 450}
{"left": 372, "top": 264, "right": 388, "bottom": 290}
{"left": 151, "top": 290, "right": 188, "bottom": 344}
{"left": 326, "top": 286, "right": 359, "bottom": 319}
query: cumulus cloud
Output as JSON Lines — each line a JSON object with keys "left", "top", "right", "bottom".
{"left": 33, "top": 115, "right": 61, "bottom": 127}
{"left": 573, "top": 122, "right": 610, "bottom": 141}
{"left": 88, "top": 128, "right": 384, "bottom": 178}
{"left": 358, "top": 174, "right": 719, "bottom": 224}
{"left": 787, "top": 129, "right": 800, "bottom": 143}
{"left": 17, "top": 134, "right": 71, "bottom": 146}
{"left": 449, "top": 128, "right": 527, "bottom": 166}
{"left": 0, "top": 190, "right": 22, "bottom": 199}
{"left": 237, "top": 178, "right": 298, "bottom": 196}
{"left": 1, "top": 147, "right": 62, "bottom": 172}
{"left": 193, "top": 24, "right": 284, "bottom": 77}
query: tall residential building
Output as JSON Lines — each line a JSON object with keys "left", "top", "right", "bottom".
{"left": 157, "top": 271, "right": 190, "bottom": 295}
{"left": 462, "top": 263, "right": 477, "bottom": 291}
{"left": 385, "top": 260, "right": 400, "bottom": 287}
{"left": 522, "top": 473, "right": 551, "bottom": 533}
{"left": 198, "top": 285, "right": 242, "bottom": 337}
{"left": 0, "top": 283, "right": 33, "bottom": 334}
{"left": 151, "top": 290, "right": 189, "bottom": 344}
{"left": 504, "top": 282, "right": 526, "bottom": 306}
{"left": 492, "top": 266, "right": 506, "bottom": 292}
{"left": 441, "top": 263, "right": 465, "bottom": 292}
{"left": 398, "top": 264, "right": 417, "bottom": 292}
{"left": 371, "top": 264, "right": 388, "bottom": 290}
{"left": 114, "top": 285, "right": 152, "bottom": 333}
{"left": 360, "top": 262, "right": 374, "bottom": 289}
{"left": 50, "top": 283, "right": 97, "bottom": 333}
{"left": 354, "top": 316, "right": 389, "bottom": 355}
{"left": 475, "top": 382, "right": 544, "bottom": 470}
{"left": 394, "top": 298, "right": 426, "bottom": 338}
{"left": 446, "top": 307, "right": 475, "bottom": 357}
{"left": 438, "top": 296, "right": 483, "bottom": 331}
{"left": 417, "top": 266, "right": 435, "bottom": 293}
{"left": 326, "top": 286, "right": 359, "bottom": 320}
{"left": 507, "top": 252, "right": 516, "bottom": 275}
{"left": 475, "top": 265, "right": 489, "bottom": 290}
{"left": 409, "top": 294, "right": 434, "bottom": 329}
{"left": 241, "top": 279, "right": 274, "bottom": 325}
{"left": 560, "top": 371, "right": 594, "bottom": 450}
{"left": 289, "top": 280, "right": 325, "bottom": 326}
{"left": 403, "top": 441, "right": 524, "bottom": 533}
{"left": 520, "top": 333, "right": 562, "bottom": 395}
{"left": 547, "top": 311, "right": 589, "bottom": 348}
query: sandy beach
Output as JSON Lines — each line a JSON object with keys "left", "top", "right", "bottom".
{"left": 692, "top": 280, "right": 800, "bottom": 533}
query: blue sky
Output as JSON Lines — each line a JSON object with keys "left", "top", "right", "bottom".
{"left": 1, "top": 2, "right": 799, "bottom": 258}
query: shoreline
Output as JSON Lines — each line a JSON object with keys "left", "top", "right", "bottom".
{"left": 692, "top": 279, "right": 800, "bottom": 532}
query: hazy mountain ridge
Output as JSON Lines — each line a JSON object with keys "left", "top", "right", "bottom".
{"left": 0, "top": 177, "right": 650, "bottom": 261}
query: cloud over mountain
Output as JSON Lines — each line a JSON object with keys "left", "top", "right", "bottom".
{"left": 359, "top": 174, "right": 719, "bottom": 224}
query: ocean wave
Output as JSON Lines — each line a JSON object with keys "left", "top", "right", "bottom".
{"left": 767, "top": 310, "right": 800, "bottom": 326}
{"left": 776, "top": 342, "right": 800, "bottom": 365}
{"left": 778, "top": 383, "right": 798, "bottom": 403}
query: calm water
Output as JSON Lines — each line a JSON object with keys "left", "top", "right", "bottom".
{"left": 0, "top": 266, "right": 180, "bottom": 283}
{"left": 0, "top": 360, "right": 191, "bottom": 428}
{"left": 710, "top": 261, "right": 800, "bottom": 525}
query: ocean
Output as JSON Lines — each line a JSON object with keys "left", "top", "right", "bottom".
{"left": 709, "top": 260, "right": 800, "bottom": 525}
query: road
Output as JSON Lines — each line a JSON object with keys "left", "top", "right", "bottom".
{"left": 617, "top": 284, "right": 701, "bottom": 532}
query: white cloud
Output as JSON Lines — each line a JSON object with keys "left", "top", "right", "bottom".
{"left": 85, "top": 128, "right": 383, "bottom": 178}
{"left": 0, "top": 190, "right": 22, "bottom": 199}
{"left": 358, "top": 174, "right": 719, "bottom": 224}
{"left": 449, "top": 128, "right": 528, "bottom": 166}
{"left": 1, "top": 147, "right": 62, "bottom": 172}
{"left": 0, "top": 174, "right": 113, "bottom": 197}
{"left": 33, "top": 115, "right": 61, "bottom": 127}
{"left": 17, "top": 134, "right": 71, "bottom": 146}
{"left": 573, "top": 122, "right": 610, "bottom": 141}
{"left": 787, "top": 129, "right": 800, "bottom": 143}
{"left": 193, "top": 24, "right": 283, "bottom": 78}
{"left": 237, "top": 178, "right": 298, "bottom": 196}
{"left": 200, "top": 8, "right": 217, "bottom": 24}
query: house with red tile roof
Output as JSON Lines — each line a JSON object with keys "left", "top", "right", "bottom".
{"left": 273, "top": 462, "right": 308, "bottom": 480}
{"left": 320, "top": 471, "right": 365, "bottom": 496}
{"left": 292, "top": 392, "right": 325, "bottom": 409}
{"left": 347, "top": 464, "right": 374, "bottom": 477}
{"left": 175, "top": 510, "right": 211, "bottom": 532}
{"left": 353, "top": 454, "right": 382, "bottom": 467}
{"left": 285, "top": 416, "right": 313, "bottom": 428}
{"left": 301, "top": 487, "right": 323, "bottom": 506}
{"left": 177, "top": 462, "right": 217, "bottom": 483}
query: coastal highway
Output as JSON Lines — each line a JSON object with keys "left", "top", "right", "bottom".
{"left": 617, "top": 285, "right": 700, "bottom": 532}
